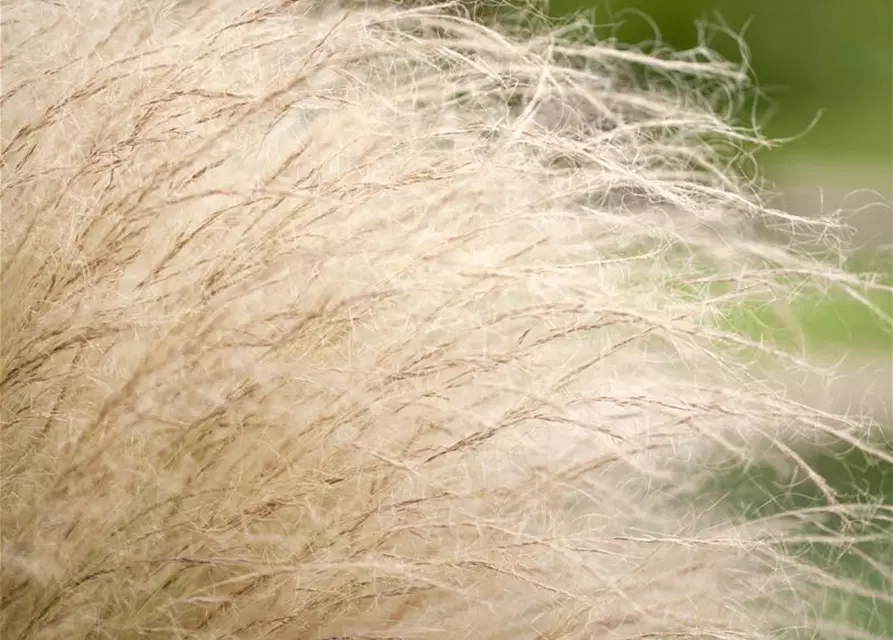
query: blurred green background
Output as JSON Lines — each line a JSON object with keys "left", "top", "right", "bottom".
{"left": 541, "top": 3, "right": 892, "bottom": 637}
{"left": 520, "top": 1, "right": 893, "bottom": 357}
{"left": 544, "top": 0, "right": 893, "bottom": 255}
{"left": 547, "top": 0, "right": 892, "bottom": 165}
{"left": 534, "top": 3, "right": 891, "bottom": 636}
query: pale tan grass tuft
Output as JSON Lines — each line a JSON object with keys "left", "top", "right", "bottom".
{"left": 0, "top": 1, "right": 886, "bottom": 638}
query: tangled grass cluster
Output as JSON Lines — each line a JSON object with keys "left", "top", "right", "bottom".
{"left": 1, "top": 1, "right": 889, "bottom": 638}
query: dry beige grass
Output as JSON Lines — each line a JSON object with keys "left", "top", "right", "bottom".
{"left": 1, "top": 1, "right": 888, "bottom": 638}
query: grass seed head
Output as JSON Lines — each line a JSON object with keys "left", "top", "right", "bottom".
{"left": 1, "top": 1, "right": 886, "bottom": 639}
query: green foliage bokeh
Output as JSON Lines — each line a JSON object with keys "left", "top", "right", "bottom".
{"left": 539, "top": 5, "right": 893, "bottom": 635}
{"left": 547, "top": 0, "right": 893, "bottom": 164}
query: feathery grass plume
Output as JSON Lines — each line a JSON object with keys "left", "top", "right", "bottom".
{"left": 1, "top": 1, "right": 889, "bottom": 638}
